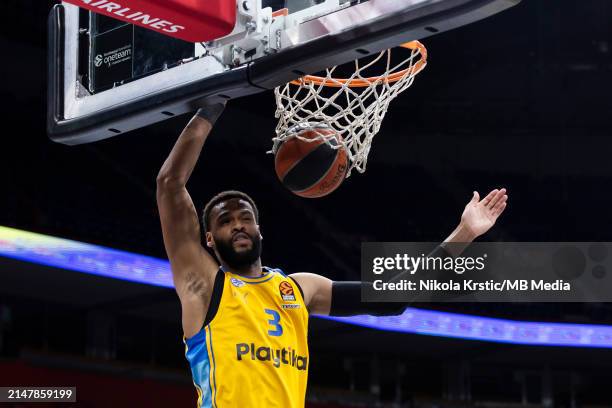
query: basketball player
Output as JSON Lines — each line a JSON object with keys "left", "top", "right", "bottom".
{"left": 156, "top": 102, "right": 508, "bottom": 407}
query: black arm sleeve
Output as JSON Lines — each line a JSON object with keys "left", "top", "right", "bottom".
{"left": 329, "top": 245, "right": 452, "bottom": 317}
{"left": 196, "top": 103, "right": 225, "bottom": 126}
{"left": 330, "top": 281, "right": 407, "bottom": 316}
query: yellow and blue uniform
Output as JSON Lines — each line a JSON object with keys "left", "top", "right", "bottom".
{"left": 184, "top": 267, "right": 309, "bottom": 407}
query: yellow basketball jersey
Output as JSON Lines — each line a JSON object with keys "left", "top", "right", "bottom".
{"left": 184, "top": 267, "right": 309, "bottom": 408}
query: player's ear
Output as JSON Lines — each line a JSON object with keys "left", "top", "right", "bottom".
{"left": 205, "top": 231, "right": 214, "bottom": 248}
{"left": 257, "top": 224, "right": 263, "bottom": 240}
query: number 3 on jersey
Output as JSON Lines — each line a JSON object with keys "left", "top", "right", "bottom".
{"left": 264, "top": 309, "right": 283, "bottom": 336}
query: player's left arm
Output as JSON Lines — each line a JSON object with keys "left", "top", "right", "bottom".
{"left": 290, "top": 272, "right": 333, "bottom": 315}
{"left": 290, "top": 188, "right": 508, "bottom": 316}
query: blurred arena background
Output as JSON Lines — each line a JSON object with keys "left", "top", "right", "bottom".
{"left": 1, "top": 0, "right": 612, "bottom": 407}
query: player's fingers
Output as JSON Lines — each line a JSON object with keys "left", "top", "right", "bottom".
{"left": 487, "top": 188, "right": 507, "bottom": 209}
{"left": 481, "top": 189, "right": 498, "bottom": 206}
{"left": 493, "top": 193, "right": 507, "bottom": 208}
{"left": 493, "top": 200, "right": 507, "bottom": 216}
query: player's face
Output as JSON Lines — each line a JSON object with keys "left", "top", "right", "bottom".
{"left": 207, "top": 198, "right": 262, "bottom": 269}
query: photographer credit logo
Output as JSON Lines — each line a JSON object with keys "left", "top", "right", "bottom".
{"left": 372, "top": 253, "right": 487, "bottom": 276}
{"left": 361, "top": 242, "right": 612, "bottom": 302}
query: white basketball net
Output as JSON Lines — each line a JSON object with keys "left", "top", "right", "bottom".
{"left": 271, "top": 41, "right": 427, "bottom": 176}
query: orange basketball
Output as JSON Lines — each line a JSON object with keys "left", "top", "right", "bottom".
{"left": 274, "top": 123, "right": 348, "bottom": 198}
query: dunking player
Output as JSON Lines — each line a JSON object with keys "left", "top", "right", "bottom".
{"left": 156, "top": 103, "right": 508, "bottom": 408}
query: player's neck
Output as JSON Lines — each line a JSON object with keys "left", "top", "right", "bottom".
{"left": 223, "top": 259, "right": 264, "bottom": 278}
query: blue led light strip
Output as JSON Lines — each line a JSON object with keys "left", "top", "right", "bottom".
{"left": 318, "top": 309, "right": 612, "bottom": 348}
{"left": 0, "top": 226, "right": 173, "bottom": 288}
{"left": 1, "top": 225, "right": 611, "bottom": 347}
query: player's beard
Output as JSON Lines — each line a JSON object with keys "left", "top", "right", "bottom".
{"left": 214, "top": 232, "right": 262, "bottom": 270}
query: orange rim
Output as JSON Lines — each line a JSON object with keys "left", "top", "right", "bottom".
{"left": 290, "top": 41, "right": 427, "bottom": 88}
{"left": 272, "top": 8, "right": 288, "bottom": 18}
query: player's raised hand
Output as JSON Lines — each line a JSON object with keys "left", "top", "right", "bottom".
{"left": 195, "top": 99, "right": 227, "bottom": 127}
{"left": 460, "top": 188, "right": 508, "bottom": 238}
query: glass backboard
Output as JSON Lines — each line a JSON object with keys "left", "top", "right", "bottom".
{"left": 48, "top": 0, "right": 521, "bottom": 145}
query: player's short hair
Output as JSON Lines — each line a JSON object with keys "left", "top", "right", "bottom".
{"left": 202, "top": 190, "right": 259, "bottom": 232}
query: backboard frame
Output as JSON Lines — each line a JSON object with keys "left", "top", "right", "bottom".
{"left": 48, "top": 0, "right": 521, "bottom": 145}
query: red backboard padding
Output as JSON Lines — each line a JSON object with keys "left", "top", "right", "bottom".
{"left": 64, "top": 0, "right": 236, "bottom": 42}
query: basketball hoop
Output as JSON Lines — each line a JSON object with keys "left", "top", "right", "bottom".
{"left": 271, "top": 41, "right": 427, "bottom": 176}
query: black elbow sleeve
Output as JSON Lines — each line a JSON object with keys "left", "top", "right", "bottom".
{"left": 329, "top": 281, "right": 407, "bottom": 317}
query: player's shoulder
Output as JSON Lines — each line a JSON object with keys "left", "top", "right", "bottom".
{"left": 265, "top": 266, "right": 306, "bottom": 300}
{"left": 265, "top": 266, "right": 288, "bottom": 277}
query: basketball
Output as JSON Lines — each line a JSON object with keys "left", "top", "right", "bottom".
{"left": 274, "top": 123, "right": 348, "bottom": 198}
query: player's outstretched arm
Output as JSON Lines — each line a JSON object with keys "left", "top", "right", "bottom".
{"left": 156, "top": 103, "right": 225, "bottom": 338}
{"left": 440, "top": 187, "right": 508, "bottom": 257}
{"left": 291, "top": 188, "right": 508, "bottom": 317}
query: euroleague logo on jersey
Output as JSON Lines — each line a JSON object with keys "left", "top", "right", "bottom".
{"left": 279, "top": 281, "right": 296, "bottom": 302}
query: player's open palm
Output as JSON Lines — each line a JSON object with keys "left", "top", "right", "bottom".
{"left": 461, "top": 188, "right": 508, "bottom": 238}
